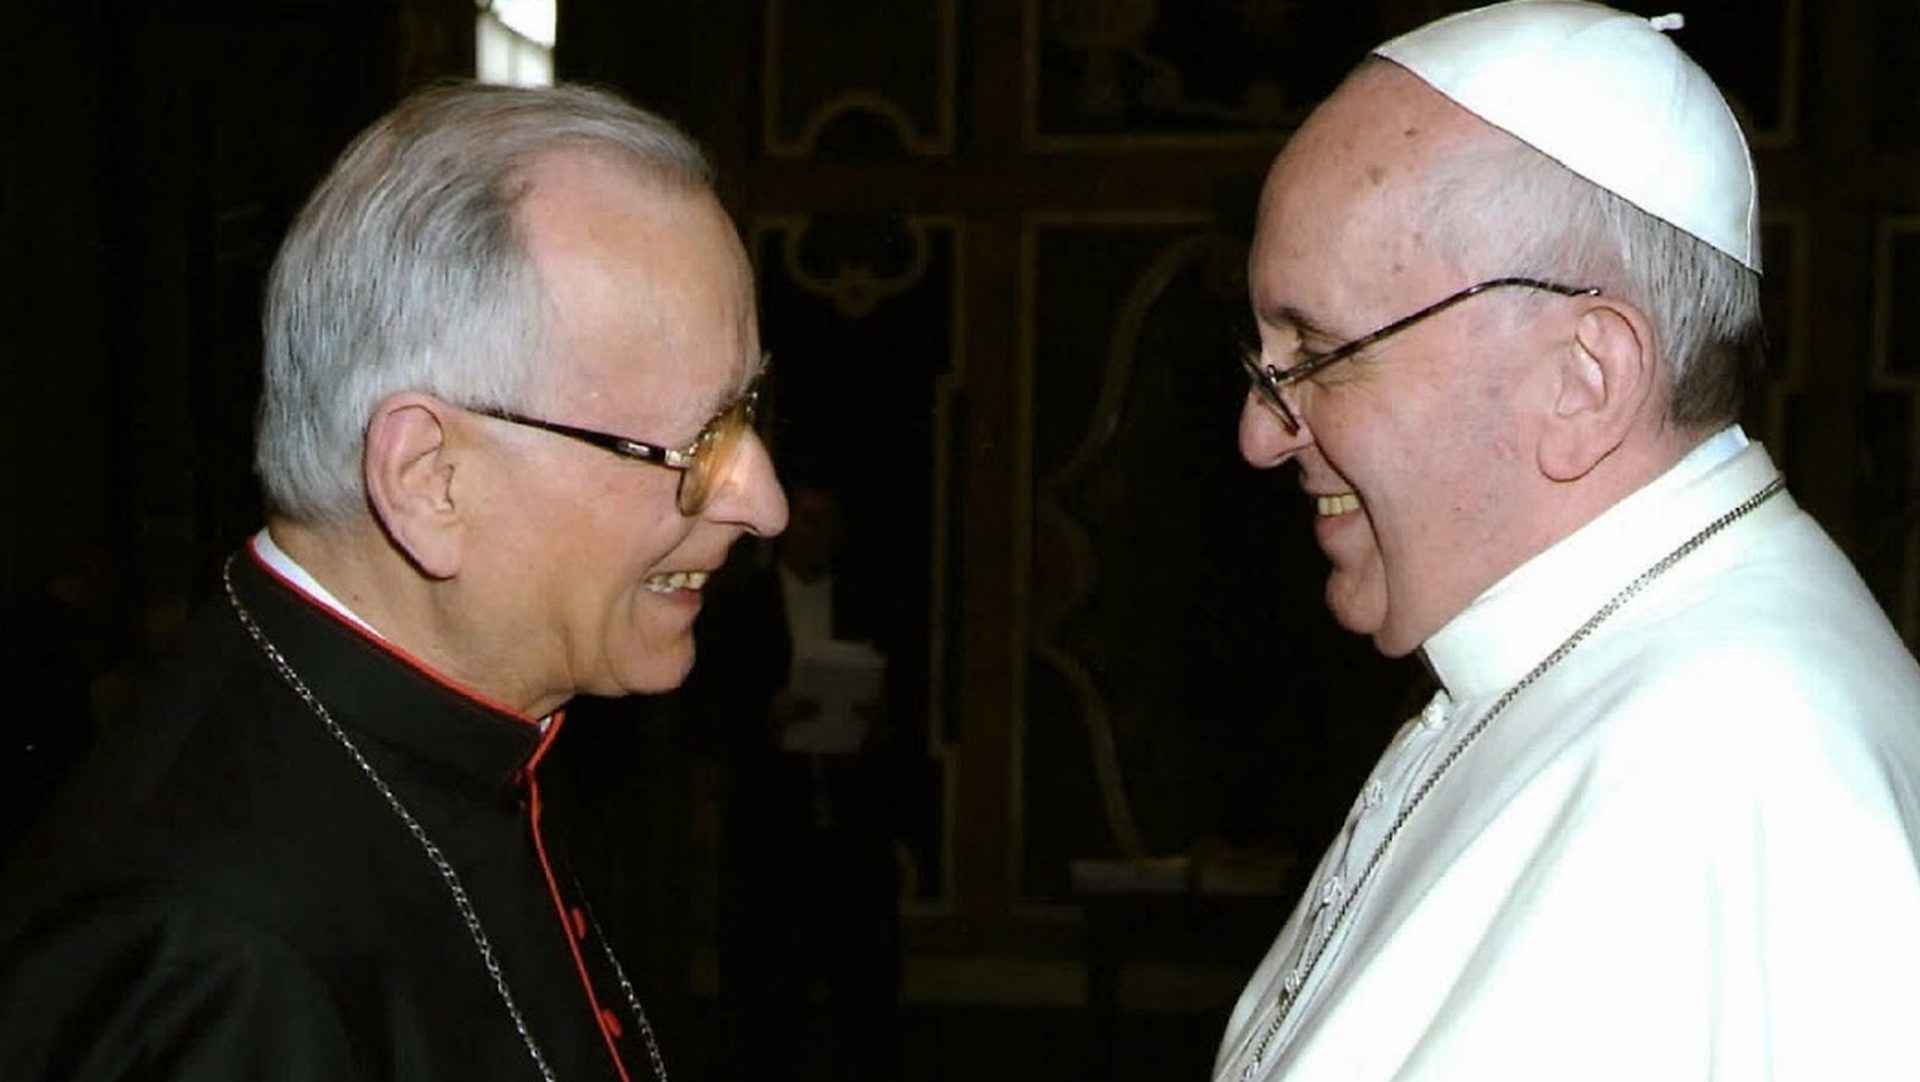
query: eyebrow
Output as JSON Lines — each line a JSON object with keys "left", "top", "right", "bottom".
{"left": 1255, "top": 303, "right": 1345, "bottom": 349}
{"left": 700, "top": 351, "right": 769, "bottom": 418}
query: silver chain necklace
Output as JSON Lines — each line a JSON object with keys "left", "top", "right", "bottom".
{"left": 1237, "top": 476, "right": 1784, "bottom": 1079}
{"left": 222, "top": 559, "right": 669, "bottom": 1082}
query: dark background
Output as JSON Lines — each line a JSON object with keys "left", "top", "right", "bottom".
{"left": 4, "top": 1, "right": 1916, "bottom": 1077}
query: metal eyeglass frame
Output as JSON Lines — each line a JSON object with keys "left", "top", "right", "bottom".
{"left": 476, "top": 364, "right": 767, "bottom": 516}
{"left": 1241, "top": 277, "right": 1602, "bottom": 433}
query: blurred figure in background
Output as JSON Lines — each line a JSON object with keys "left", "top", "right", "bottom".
{"left": 686, "top": 479, "right": 903, "bottom": 1082}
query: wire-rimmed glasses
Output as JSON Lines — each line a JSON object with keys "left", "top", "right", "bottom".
{"left": 477, "top": 364, "right": 768, "bottom": 516}
{"left": 1242, "top": 277, "right": 1602, "bottom": 432}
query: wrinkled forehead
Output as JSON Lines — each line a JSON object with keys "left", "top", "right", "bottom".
{"left": 1251, "top": 63, "right": 1493, "bottom": 295}
{"left": 517, "top": 152, "right": 749, "bottom": 304}
{"left": 519, "top": 155, "right": 757, "bottom": 403}
{"left": 526, "top": 154, "right": 748, "bottom": 303}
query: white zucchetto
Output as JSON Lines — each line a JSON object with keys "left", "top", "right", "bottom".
{"left": 1375, "top": 0, "right": 1761, "bottom": 272}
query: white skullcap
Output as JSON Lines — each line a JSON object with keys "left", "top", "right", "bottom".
{"left": 1375, "top": 0, "right": 1761, "bottom": 272}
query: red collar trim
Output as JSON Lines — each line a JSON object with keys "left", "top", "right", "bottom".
{"left": 243, "top": 538, "right": 548, "bottom": 728}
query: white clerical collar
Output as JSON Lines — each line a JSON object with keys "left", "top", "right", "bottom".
{"left": 1422, "top": 424, "right": 1773, "bottom": 701}
{"left": 250, "top": 528, "right": 385, "bottom": 639}
{"left": 249, "top": 529, "right": 555, "bottom": 730}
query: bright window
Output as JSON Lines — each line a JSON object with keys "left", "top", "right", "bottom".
{"left": 477, "top": 0, "right": 556, "bottom": 86}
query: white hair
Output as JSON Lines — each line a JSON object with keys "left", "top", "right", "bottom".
{"left": 1426, "top": 123, "right": 1762, "bottom": 426}
{"left": 256, "top": 81, "right": 713, "bottom": 523}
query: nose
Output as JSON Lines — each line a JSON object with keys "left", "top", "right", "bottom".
{"left": 1239, "top": 390, "right": 1312, "bottom": 468}
{"left": 704, "top": 432, "right": 789, "bottom": 536}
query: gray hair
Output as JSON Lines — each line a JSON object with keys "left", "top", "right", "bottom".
{"left": 1426, "top": 125, "right": 1762, "bottom": 427}
{"left": 256, "top": 81, "right": 713, "bottom": 523}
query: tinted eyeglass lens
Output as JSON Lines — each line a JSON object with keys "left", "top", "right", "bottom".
{"left": 677, "top": 392, "right": 757, "bottom": 516}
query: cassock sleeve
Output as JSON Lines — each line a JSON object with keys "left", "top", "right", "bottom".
{"left": 0, "top": 883, "right": 366, "bottom": 1081}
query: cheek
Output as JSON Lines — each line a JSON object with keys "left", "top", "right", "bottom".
{"left": 608, "top": 595, "right": 700, "bottom": 692}
{"left": 1316, "top": 431, "right": 1418, "bottom": 632}
{"left": 1325, "top": 542, "right": 1390, "bottom": 636}
{"left": 559, "top": 514, "right": 697, "bottom": 660}
{"left": 575, "top": 480, "right": 691, "bottom": 565}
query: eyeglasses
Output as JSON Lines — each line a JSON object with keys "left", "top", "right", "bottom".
{"left": 476, "top": 364, "right": 767, "bottom": 516}
{"left": 1241, "top": 277, "right": 1601, "bottom": 433}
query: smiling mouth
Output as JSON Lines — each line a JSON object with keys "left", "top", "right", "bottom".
{"left": 1315, "top": 492, "right": 1361, "bottom": 516}
{"left": 644, "top": 571, "right": 709, "bottom": 594}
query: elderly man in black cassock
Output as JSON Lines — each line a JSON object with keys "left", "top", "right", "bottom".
{"left": 0, "top": 82, "right": 786, "bottom": 1081}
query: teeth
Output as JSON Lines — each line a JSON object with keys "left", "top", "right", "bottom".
{"left": 1316, "top": 493, "right": 1361, "bottom": 516}
{"left": 645, "top": 570, "right": 709, "bottom": 594}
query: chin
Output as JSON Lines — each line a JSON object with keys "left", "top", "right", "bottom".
{"left": 1325, "top": 578, "right": 1387, "bottom": 642}
{"left": 1369, "top": 629, "right": 1423, "bottom": 659}
{"left": 581, "top": 651, "right": 693, "bottom": 699}
{"left": 633, "top": 646, "right": 698, "bottom": 695}
{"left": 616, "top": 668, "right": 691, "bottom": 697}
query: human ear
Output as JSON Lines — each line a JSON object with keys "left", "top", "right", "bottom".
{"left": 364, "top": 392, "right": 464, "bottom": 579}
{"left": 1537, "top": 303, "right": 1655, "bottom": 482}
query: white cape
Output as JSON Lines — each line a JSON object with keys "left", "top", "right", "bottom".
{"left": 1217, "top": 437, "right": 1920, "bottom": 1081}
